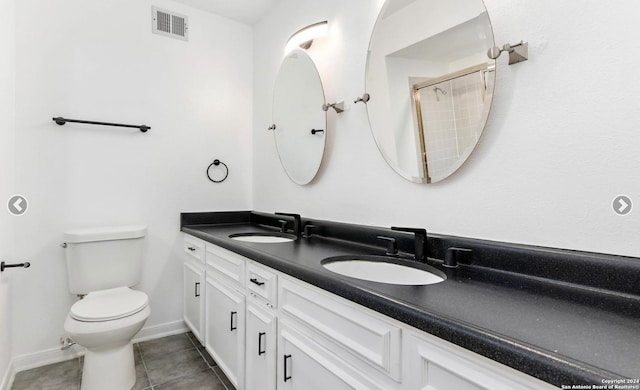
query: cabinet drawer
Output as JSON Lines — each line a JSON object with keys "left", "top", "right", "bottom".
{"left": 278, "top": 318, "right": 388, "bottom": 390}
{"left": 205, "top": 244, "right": 246, "bottom": 288}
{"left": 247, "top": 262, "right": 277, "bottom": 307}
{"left": 183, "top": 234, "right": 205, "bottom": 264}
{"left": 279, "top": 277, "right": 401, "bottom": 381}
{"left": 404, "top": 331, "right": 557, "bottom": 390}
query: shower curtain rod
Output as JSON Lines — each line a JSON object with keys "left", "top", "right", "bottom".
{"left": 413, "top": 63, "right": 489, "bottom": 92}
{"left": 52, "top": 117, "right": 150, "bottom": 133}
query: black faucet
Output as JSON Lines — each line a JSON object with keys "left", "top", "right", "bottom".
{"left": 391, "top": 227, "right": 427, "bottom": 262}
{"left": 275, "top": 212, "right": 301, "bottom": 237}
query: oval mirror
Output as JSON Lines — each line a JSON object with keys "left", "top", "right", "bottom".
{"left": 366, "top": 0, "right": 496, "bottom": 183}
{"left": 272, "top": 49, "right": 327, "bottom": 185}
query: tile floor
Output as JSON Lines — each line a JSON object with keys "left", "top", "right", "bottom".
{"left": 11, "top": 332, "right": 236, "bottom": 390}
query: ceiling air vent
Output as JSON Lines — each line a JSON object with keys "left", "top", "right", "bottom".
{"left": 152, "top": 6, "right": 188, "bottom": 41}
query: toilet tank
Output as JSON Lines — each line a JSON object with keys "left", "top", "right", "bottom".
{"left": 63, "top": 225, "right": 147, "bottom": 295}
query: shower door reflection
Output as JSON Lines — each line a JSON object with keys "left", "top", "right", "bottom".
{"left": 413, "top": 64, "right": 493, "bottom": 182}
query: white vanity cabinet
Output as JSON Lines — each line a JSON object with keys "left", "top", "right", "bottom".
{"left": 182, "top": 236, "right": 559, "bottom": 390}
{"left": 276, "top": 276, "right": 557, "bottom": 390}
{"left": 182, "top": 234, "right": 205, "bottom": 343}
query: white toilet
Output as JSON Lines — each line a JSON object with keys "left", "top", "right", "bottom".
{"left": 63, "top": 225, "right": 151, "bottom": 390}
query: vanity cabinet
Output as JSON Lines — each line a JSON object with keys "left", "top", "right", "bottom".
{"left": 182, "top": 234, "right": 205, "bottom": 343}
{"left": 182, "top": 235, "right": 558, "bottom": 390}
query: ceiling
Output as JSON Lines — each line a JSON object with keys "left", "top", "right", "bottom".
{"left": 172, "top": 0, "right": 280, "bottom": 25}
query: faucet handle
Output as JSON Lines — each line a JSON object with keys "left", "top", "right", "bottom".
{"left": 377, "top": 236, "right": 398, "bottom": 256}
{"left": 444, "top": 247, "right": 473, "bottom": 268}
{"left": 302, "top": 224, "right": 317, "bottom": 238}
{"left": 277, "top": 219, "right": 288, "bottom": 233}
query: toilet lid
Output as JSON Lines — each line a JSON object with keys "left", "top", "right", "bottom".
{"left": 70, "top": 287, "right": 148, "bottom": 322}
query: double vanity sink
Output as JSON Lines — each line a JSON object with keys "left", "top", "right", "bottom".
{"left": 182, "top": 210, "right": 640, "bottom": 388}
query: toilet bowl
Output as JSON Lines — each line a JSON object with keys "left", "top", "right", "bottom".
{"left": 62, "top": 225, "right": 150, "bottom": 390}
{"left": 64, "top": 287, "right": 150, "bottom": 390}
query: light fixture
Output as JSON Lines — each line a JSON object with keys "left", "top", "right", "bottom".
{"left": 284, "top": 21, "right": 328, "bottom": 54}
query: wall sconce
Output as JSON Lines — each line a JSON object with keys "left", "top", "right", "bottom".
{"left": 284, "top": 21, "right": 328, "bottom": 54}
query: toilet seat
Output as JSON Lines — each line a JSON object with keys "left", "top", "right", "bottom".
{"left": 70, "top": 287, "right": 148, "bottom": 322}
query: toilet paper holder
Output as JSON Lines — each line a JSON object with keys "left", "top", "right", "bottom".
{"left": 1, "top": 261, "right": 30, "bottom": 272}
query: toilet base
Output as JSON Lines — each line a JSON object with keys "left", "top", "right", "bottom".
{"left": 64, "top": 295, "right": 150, "bottom": 390}
{"left": 81, "top": 342, "right": 135, "bottom": 390}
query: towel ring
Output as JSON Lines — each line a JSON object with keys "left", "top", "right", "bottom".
{"left": 207, "top": 159, "right": 229, "bottom": 183}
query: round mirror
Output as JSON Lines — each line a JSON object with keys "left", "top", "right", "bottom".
{"left": 272, "top": 49, "right": 327, "bottom": 185}
{"left": 366, "top": 0, "right": 496, "bottom": 183}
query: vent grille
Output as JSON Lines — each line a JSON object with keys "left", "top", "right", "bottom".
{"left": 152, "top": 6, "right": 188, "bottom": 41}
{"left": 157, "top": 11, "right": 171, "bottom": 33}
{"left": 172, "top": 15, "right": 185, "bottom": 36}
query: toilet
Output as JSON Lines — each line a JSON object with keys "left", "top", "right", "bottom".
{"left": 63, "top": 225, "right": 151, "bottom": 390}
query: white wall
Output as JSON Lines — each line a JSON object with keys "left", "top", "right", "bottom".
{"left": 253, "top": 0, "right": 640, "bottom": 258}
{"left": 11, "top": 0, "right": 253, "bottom": 358}
{"left": 0, "top": 0, "right": 15, "bottom": 384}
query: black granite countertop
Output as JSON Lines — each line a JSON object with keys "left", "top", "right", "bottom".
{"left": 181, "top": 211, "right": 640, "bottom": 388}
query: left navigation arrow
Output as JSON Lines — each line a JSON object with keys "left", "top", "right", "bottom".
{"left": 7, "top": 195, "right": 28, "bottom": 216}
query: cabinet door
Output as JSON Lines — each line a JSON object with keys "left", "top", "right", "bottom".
{"left": 245, "top": 302, "right": 276, "bottom": 390}
{"left": 404, "top": 332, "right": 557, "bottom": 390}
{"left": 205, "top": 276, "right": 245, "bottom": 389}
{"left": 183, "top": 261, "right": 204, "bottom": 343}
{"left": 277, "top": 321, "right": 384, "bottom": 390}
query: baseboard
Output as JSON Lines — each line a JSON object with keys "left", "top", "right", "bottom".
{"left": 134, "top": 320, "right": 188, "bottom": 343}
{"left": 2, "top": 345, "right": 82, "bottom": 390}
{"left": 1, "top": 360, "right": 13, "bottom": 390}
{"left": 2, "top": 320, "right": 188, "bottom": 390}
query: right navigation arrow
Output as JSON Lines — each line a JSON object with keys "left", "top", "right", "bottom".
{"left": 613, "top": 195, "right": 632, "bottom": 216}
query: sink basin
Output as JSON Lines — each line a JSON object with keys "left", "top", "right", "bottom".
{"left": 229, "top": 232, "right": 296, "bottom": 243}
{"left": 322, "top": 256, "right": 445, "bottom": 285}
